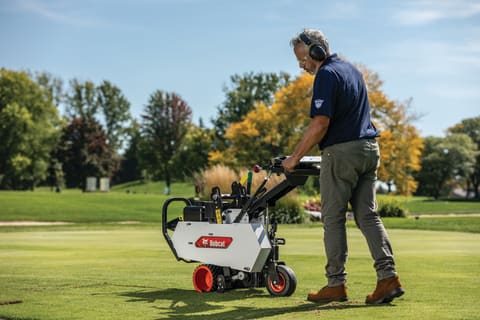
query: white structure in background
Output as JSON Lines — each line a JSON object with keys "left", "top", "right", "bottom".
{"left": 85, "top": 177, "right": 97, "bottom": 192}
{"left": 100, "top": 177, "right": 110, "bottom": 192}
{"left": 85, "top": 177, "right": 110, "bottom": 192}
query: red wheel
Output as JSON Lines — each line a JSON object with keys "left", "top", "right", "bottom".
{"left": 192, "top": 265, "right": 219, "bottom": 292}
{"left": 268, "top": 272, "right": 286, "bottom": 293}
{"left": 266, "top": 265, "right": 297, "bottom": 297}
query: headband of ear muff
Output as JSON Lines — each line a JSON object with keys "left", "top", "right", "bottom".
{"left": 299, "top": 33, "right": 326, "bottom": 61}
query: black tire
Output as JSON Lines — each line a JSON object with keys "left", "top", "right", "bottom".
{"left": 192, "top": 264, "right": 221, "bottom": 292}
{"left": 266, "top": 265, "right": 297, "bottom": 297}
{"left": 216, "top": 274, "right": 226, "bottom": 293}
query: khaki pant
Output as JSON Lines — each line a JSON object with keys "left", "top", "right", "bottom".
{"left": 320, "top": 139, "right": 396, "bottom": 286}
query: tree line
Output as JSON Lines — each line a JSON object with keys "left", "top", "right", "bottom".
{"left": 0, "top": 67, "right": 478, "bottom": 199}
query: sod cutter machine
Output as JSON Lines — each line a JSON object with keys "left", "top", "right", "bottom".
{"left": 162, "top": 156, "right": 321, "bottom": 296}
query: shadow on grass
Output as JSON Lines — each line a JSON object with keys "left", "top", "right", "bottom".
{"left": 119, "top": 288, "right": 383, "bottom": 320}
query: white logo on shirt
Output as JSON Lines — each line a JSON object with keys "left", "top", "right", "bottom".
{"left": 314, "top": 99, "right": 324, "bottom": 109}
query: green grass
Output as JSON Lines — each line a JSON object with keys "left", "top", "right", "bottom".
{"left": 1, "top": 182, "right": 479, "bottom": 318}
{"left": 110, "top": 180, "right": 194, "bottom": 195}
{"left": 300, "top": 194, "right": 480, "bottom": 216}
{"left": 1, "top": 182, "right": 480, "bottom": 234}
{"left": 0, "top": 182, "right": 193, "bottom": 223}
{"left": 384, "top": 195, "right": 480, "bottom": 215}
{"left": 380, "top": 216, "right": 480, "bottom": 233}
{"left": 0, "top": 225, "right": 479, "bottom": 320}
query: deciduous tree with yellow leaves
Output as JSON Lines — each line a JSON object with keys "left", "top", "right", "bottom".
{"left": 217, "top": 63, "right": 423, "bottom": 196}
{"left": 359, "top": 65, "right": 423, "bottom": 195}
{"left": 221, "top": 73, "right": 315, "bottom": 167}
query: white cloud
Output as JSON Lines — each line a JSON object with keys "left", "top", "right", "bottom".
{"left": 394, "top": 0, "right": 480, "bottom": 25}
{"left": 10, "top": 0, "right": 102, "bottom": 28}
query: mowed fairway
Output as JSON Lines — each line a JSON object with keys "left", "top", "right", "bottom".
{"left": 1, "top": 225, "right": 479, "bottom": 320}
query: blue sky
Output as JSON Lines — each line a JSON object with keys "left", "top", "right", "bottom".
{"left": 1, "top": 0, "right": 479, "bottom": 137}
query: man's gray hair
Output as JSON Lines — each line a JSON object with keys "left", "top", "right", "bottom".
{"left": 290, "top": 28, "right": 330, "bottom": 55}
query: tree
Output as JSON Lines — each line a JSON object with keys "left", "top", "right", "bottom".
{"left": 62, "top": 79, "right": 131, "bottom": 187}
{"left": 33, "top": 72, "right": 66, "bottom": 191}
{"left": 0, "top": 69, "right": 61, "bottom": 190}
{"left": 221, "top": 72, "right": 313, "bottom": 166}
{"left": 96, "top": 80, "right": 132, "bottom": 153}
{"left": 221, "top": 64, "right": 423, "bottom": 196}
{"left": 33, "top": 71, "right": 65, "bottom": 108}
{"left": 212, "top": 72, "right": 290, "bottom": 150}
{"left": 171, "top": 123, "right": 213, "bottom": 180}
{"left": 415, "top": 134, "right": 477, "bottom": 199}
{"left": 66, "top": 79, "right": 98, "bottom": 120}
{"left": 66, "top": 79, "right": 131, "bottom": 152}
{"left": 360, "top": 65, "right": 423, "bottom": 195}
{"left": 115, "top": 120, "right": 143, "bottom": 184}
{"left": 448, "top": 117, "right": 480, "bottom": 198}
{"left": 57, "top": 117, "right": 116, "bottom": 189}
{"left": 141, "top": 91, "right": 192, "bottom": 194}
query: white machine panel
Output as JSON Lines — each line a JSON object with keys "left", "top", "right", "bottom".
{"left": 171, "top": 222, "right": 272, "bottom": 272}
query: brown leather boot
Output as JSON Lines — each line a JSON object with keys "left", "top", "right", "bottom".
{"left": 307, "top": 284, "right": 348, "bottom": 303}
{"left": 365, "top": 275, "right": 405, "bottom": 304}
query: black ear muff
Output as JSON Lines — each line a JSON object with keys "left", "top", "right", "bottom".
{"left": 299, "top": 33, "right": 326, "bottom": 61}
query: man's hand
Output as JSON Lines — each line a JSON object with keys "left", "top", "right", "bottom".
{"left": 281, "top": 116, "right": 329, "bottom": 173}
{"left": 282, "top": 156, "right": 300, "bottom": 173}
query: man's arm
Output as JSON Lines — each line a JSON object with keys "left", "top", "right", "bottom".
{"left": 282, "top": 115, "right": 329, "bottom": 172}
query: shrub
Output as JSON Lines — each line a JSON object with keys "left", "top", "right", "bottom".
{"left": 270, "top": 194, "right": 305, "bottom": 224}
{"left": 193, "top": 165, "right": 239, "bottom": 197}
{"left": 301, "top": 196, "right": 322, "bottom": 221}
{"left": 377, "top": 199, "right": 407, "bottom": 218}
{"left": 298, "top": 176, "right": 320, "bottom": 196}
{"left": 239, "top": 168, "right": 304, "bottom": 224}
{"left": 302, "top": 196, "right": 407, "bottom": 219}
{"left": 303, "top": 195, "right": 321, "bottom": 212}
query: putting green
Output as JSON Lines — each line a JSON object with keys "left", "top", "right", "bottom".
{"left": 0, "top": 226, "right": 479, "bottom": 320}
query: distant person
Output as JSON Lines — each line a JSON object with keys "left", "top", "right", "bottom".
{"left": 282, "top": 28, "right": 404, "bottom": 304}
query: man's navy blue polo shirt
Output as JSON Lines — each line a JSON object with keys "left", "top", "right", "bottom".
{"left": 310, "top": 53, "right": 379, "bottom": 150}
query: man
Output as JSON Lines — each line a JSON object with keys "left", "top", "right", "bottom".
{"left": 282, "top": 29, "right": 404, "bottom": 304}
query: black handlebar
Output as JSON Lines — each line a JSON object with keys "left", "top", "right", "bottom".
{"left": 264, "top": 156, "right": 321, "bottom": 176}
{"left": 162, "top": 197, "right": 192, "bottom": 261}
